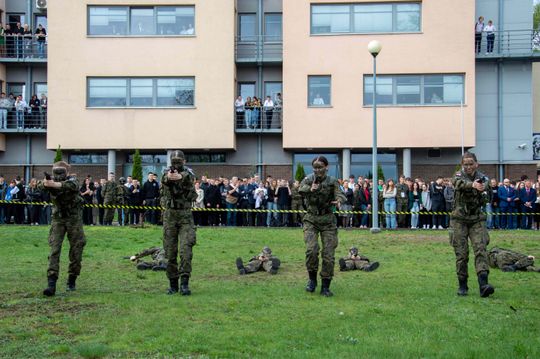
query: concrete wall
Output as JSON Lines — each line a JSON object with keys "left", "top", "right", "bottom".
{"left": 48, "top": 0, "right": 236, "bottom": 150}
{"left": 283, "top": 0, "right": 476, "bottom": 149}
{"left": 0, "top": 134, "right": 52, "bottom": 165}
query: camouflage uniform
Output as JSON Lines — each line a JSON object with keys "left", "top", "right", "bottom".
{"left": 339, "top": 247, "right": 379, "bottom": 272}
{"left": 102, "top": 179, "right": 117, "bottom": 225}
{"left": 290, "top": 186, "right": 304, "bottom": 226}
{"left": 39, "top": 163, "right": 86, "bottom": 296}
{"left": 449, "top": 168, "right": 493, "bottom": 296}
{"left": 131, "top": 246, "right": 167, "bottom": 270}
{"left": 488, "top": 247, "right": 539, "bottom": 272}
{"left": 161, "top": 150, "right": 197, "bottom": 295}
{"left": 116, "top": 180, "right": 129, "bottom": 225}
{"left": 396, "top": 183, "right": 409, "bottom": 228}
{"left": 237, "top": 247, "right": 280, "bottom": 274}
{"left": 299, "top": 173, "right": 346, "bottom": 281}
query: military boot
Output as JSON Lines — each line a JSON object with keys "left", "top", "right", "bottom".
{"left": 477, "top": 271, "right": 495, "bottom": 298}
{"left": 502, "top": 265, "right": 517, "bottom": 272}
{"left": 269, "top": 258, "right": 281, "bottom": 275}
{"left": 363, "top": 262, "right": 380, "bottom": 272}
{"left": 236, "top": 257, "right": 246, "bottom": 275}
{"left": 180, "top": 276, "right": 191, "bottom": 296}
{"left": 457, "top": 277, "right": 468, "bottom": 296}
{"left": 338, "top": 258, "right": 347, "bottom": 271}
{"left": 305, "top": 271, "right": 317, "bottom": 292}
{"left": 66, "top": 275, "right": 77, "bottom": 291}
{"left": 43, "top": 276, "right": 57, "bottom": 297}
{"left": 320, "top": 278, "right": 334, "bottom": 297}
{"left": 152, "top": 263, "right": 167, "bottom": 271}
{"left": 136, "top": 262, "right": 152, "bottom": 270}
{"left": 167, "top": 278, "right": 179, "bottom": 295}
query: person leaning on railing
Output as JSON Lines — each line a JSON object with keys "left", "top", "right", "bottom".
{"left": 0, "top": 23, "right": 5, "bottom": 57}
{"left": 35, "top": 24, "right": 47, "bottom": 58}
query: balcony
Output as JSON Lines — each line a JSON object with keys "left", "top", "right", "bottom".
{"left": 0, "top": 36, "right": 47, "bottom": 62}
{"left": 235, "top": 35, "right": 282, "bottom": 64}
{"left": 475, "top": 30, "right": 540, "bottom": 61}
{"left": 0, "top": 112, "right": 47, "bottom": 133}
{"left": 235, "top": 107, "right": 282, "bottom": 133}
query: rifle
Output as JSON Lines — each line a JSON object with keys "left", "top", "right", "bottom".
{"left": 44, "top": 172, "right": 51, "bottom": 180}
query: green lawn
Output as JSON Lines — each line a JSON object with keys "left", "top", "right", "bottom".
{"left": 0, "top": 226, "right": 539, "bottom": 359}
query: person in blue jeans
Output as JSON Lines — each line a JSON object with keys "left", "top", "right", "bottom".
{"left": 382, "top": 179, "right": 397, "bottom": 229}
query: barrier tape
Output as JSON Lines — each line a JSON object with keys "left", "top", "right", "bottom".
{"left": 1, "top": 200, "right": 539, "bottom": 216}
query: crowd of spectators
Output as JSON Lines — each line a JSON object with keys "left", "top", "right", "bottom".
{"left": 0, "top": 22, "right": 47, "bottom": 59}
{"left": 1, "top": 172, "right": 539, "bottom": 230}
{"left": 235, "top": 93, "right": 282, "bottom": 129}
{"left": 0, "top": 92, "right": 47, "bottom": 130}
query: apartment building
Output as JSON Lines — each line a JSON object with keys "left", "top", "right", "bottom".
{"left": 0, "top": 0, "right": 537, "bottom": 183}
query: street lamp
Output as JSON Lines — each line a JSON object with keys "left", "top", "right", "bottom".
{"left": 368, "top": 40, "right": 382, "bottom": 234}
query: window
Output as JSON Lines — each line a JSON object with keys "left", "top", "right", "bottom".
{"left": 7, "top": 83, "right": 26, "bottom": 99}
{"left": 34, "top": 83, "right": 48, "bottom": 98}
{"left": 264, "top": 13, "right": 282, "bottom": 41}
{"left": 7, "top": 14, "right": 26, "bottom": 30}
{"left": 264, "top": 82, "right": 282, "bottom": 102}
{"left": 311, "top": 3, "right": 420, "bottom": 35}
{"left": 185, "top": 153, "right": 226, "bottom": 163}
{"left": 69, "top": 153, "right": 108, "bottom": 164}
{"left": 294, "top": 153, "right": 340, "bottom": 179}
{"left": 239, "top": 14, "right": 256, "bottom": 41}
{"left": 308, "top": 76, "right": 331, "bottom": 107}
{"left": 87, "top": 77, "right": 195, "bottom": 107}
{"left": 88, "top": 6, "right": 194, "bottom": 36}
{"left": 239, "top": 83, "right": 256, "bottom": 100}
{"left": 351, "top": 153, "right": 397, "bottom": 181}
{"left": 35, "top": 15, "right": 48, "bottom": 32}
{"left": 127, "top": 153, "right": 167, "bottom": 163}
{"left": 364, "top": 74, "right": 464, "bottom": 106}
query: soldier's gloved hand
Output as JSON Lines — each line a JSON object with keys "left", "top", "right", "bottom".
{"left": 167, "top": 172, "right": 183, "bottom": 181}
{"left": 130, "top": 256, "right": 137, "bottom": 261}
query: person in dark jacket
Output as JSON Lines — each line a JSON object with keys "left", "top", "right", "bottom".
{"left": 204, "top": 178, "right": 221, "bottom": 226}
{"left": 141, "top": 172, "right": 160, "bottom": 225}
{"left": 430, "top": 177, "right": 446, "bottom": 229}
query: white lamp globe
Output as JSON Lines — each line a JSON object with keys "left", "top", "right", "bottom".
{"left": 368, "top": 40, "right": 382, "bottom": 56}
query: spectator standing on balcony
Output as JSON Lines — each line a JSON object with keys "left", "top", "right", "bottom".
{"left": 14, "top": 95, "right": 27, "bottom": 130}
{"left": 234, "top": 96, "right": 245, "bottom": 127}
{"left": 35, "top": 24, "right": 47, "bottom": 58}
{"left": 4, "top": 24, "right": 13, "bottom": 57}
{"left": 15, "top": 23, "right": 23, "bottom": 59}
{"left": 252, "top": 96, "right": 261, "bottom": 129}
{"left": 40, "top": 94, "right": 47, "bottom": 127}
{"left": 29, "top": 95, "right": 40, "bottom": 128}
{"left": 474, "top": 16, "right": 484, "bottom": 53}
{"left": 0, "top": 93, "right": 11, "bottom": 129}
{"left": 244, "top": 96, "right": 253, "bottom": 129}
{"left": 0, "top": 24, "right": 5, "bottom": 57}
{"left": 274, "top": 92, "right": 282, "bottom": 126}
{"left": 484, "top": 20, "right": 496, "bottom": 54}
{"left": 263, "top": 96, "right": 274, "bottom": 129}
{"left": 22, "top": 24, "right": 32, "bottom": 58}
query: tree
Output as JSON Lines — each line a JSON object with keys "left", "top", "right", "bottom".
{"left": 534, "top": 3, "right": 540, "bottom": 30}
{"left": 132, "top": 149, "right": 143, "bottom": 181}
{"left": 295, "top": 163, "right": 306, "bottom": 182}
{"left": 54, "top": 145, "right": 63, "bottom": 162}
{"left": 377, "top": 164, "right": 385, "bottom": 182}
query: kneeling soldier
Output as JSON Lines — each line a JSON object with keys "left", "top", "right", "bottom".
{"left": 339, "top": 247, "right": 379, "bottom": 272}
{"left": 128, "top": 246, "right": 167, "bottom": 271}
{"left": 236, "top": 246, "right": 281, "bottom": 275}
{"left": 488, "top": 247, "right": 539, "bottom": 272}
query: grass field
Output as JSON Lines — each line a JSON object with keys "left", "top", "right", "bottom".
{"left": 0, "top": 226, "right": 539, "bottom": 358}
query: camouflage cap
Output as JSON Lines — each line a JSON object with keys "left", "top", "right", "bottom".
{"left": 262, "top": 246, "right": 272, "bottom": 255}
{"left": 170, "top": 150, "right": 185, "bottom": 160}
{"left": 350, "top": 246, "right": 358, "bottom": 254}
{"left": 119, "top": 177, "right": 126, "bottom": 184}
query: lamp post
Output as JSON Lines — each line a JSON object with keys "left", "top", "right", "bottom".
{"left": 368, "top": 40, "right": 382, "bottom": 234}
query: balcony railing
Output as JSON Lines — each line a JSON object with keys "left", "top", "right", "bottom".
{"left": 0, "top": 112, "right": 47, "bottom": 132}
{"left": 0, "top": 36, "right": 48, "bottom": 62}
{"left": 475, "top": 30, "right": 540, "bottom": 59}
{"left": 235, "top": 107, "right": 282, "bottom": 133}
{"left": 235, "top": 35, "right": 283, "bottom": 63}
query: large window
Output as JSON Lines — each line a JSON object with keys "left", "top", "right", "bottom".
{"left": 351, "top": 153, "right": 397, "bottom": 181}
{"left": 364, "top": 74, "right": 464, "bottom": 106}
{"left": 7, "top": 83, "right": 26, "bottom": 99}
{"left": 265, "top": 13, "right": 282, "bottom": 41}
{"left": 88, "top": 6, "right": 195, "bottom": 36}
{"left": 311, "top": 3, "right": 421, "bottom": 35}
{"left": 308, "top": 76, "right": 331, "bottom": 107}
{"left": 264, "top": 82, "right": 282, "bottom": 102}
{"left": 294, "top": 153, "right": 340, "bottom": 179}
{"left": 239, "top": 14, "right": 256, "bottom": 41}
{"left": 69, "top": 153, "right": 108, "bottom": 164}
{"left": 34, "top": 83, "right": 48, "bottom": 98}
{"left": 88, "top": 77, "right": 195, "bottom": 107}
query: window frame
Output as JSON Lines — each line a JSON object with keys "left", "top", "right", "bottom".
{"left": 238, "top": 13, "right": 257, "bottom": 42}
{"left": 87, "top": 5, "right": 196, "bottom": 37}
{"left": 363, "top": 74, "right": 465, "bottom": 107}
{"left": 87, "top": 77, "right": 196, "bottom": 108}
{"left": 310, "top": 2, "right": 421, "bottom": 35}
{"left": 264, "top": 12, "right": 283, "bottom": 42}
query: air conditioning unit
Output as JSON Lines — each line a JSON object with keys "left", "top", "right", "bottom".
{"left": 36, "top": 0, "right": 47, "bottom": 10}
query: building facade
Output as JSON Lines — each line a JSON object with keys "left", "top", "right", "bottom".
{"left": 0, "top": 0, "right": 538, "bottom": 183}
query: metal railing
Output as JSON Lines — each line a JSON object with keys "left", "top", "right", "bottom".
{"left": 0, "top": 112, "right": 48, "bottom": 132}
{"left": 235, "top": 107, "right": 282, "bottom": 132}
{"left": 475, "top": 29, "right": 540, "bottom": 58}
{"left": 235, "top": 35, "right": 283, "bottom": 63}
{"left": 0, "top": 35, "right": 48, "bottom": 61}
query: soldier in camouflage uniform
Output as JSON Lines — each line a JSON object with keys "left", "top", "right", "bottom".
{"left": 299, "top": 156, "right": 346, "bottom": 297}
{"left": 102, "top": 172, "right": 117, "bottom": 225}
{"left": 161, "top": 150, "right": 198, "bottom": 295}
{"left": 449, "top": 152, "right": 494, "bottom": 297}
{"left": 488, "top": 247, "right": 539, "bottom": 272}
{"left": 39, "top": 161, "right": 86, "bottom": 296}
{"left": 116, "top": 177, "right": 129, "bottom": 226}
{"left": 338, "top": 246, "right": 379, "bottom": 272}
{"left": 290, "top": 180, "right": 304, "bottom": 227}
{"left": 396, "top": 175, "right": 409, "bottom": 228}
{"left": 128, "top": 246, "right": 167, "bottom": 271}
{"left": 236, "top": 246, "right": 281, "bottom": 275}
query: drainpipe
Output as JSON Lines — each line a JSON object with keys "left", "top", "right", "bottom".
{"left": 497, "top": 61, "right": 504, "bottom": 181}
{"left": 25, "top": 135, "right": 31, "bottom": 181}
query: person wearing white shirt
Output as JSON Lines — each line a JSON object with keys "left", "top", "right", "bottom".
{"left": 263, "top": 96, "right": 274, "bottom": 129}
{"left": 186, "top": 24, "right": 194, "bottom": 35}
{"left": 483, "top": 20, "right": 496, "bottom": 54}
{"left": 474, "top": 16, "right": 484, "bottom": 53}
{"left": 312, "top": 93, "right": 325, "bottom": 106}
{"left": 14, "top": 95, "right": 27, "bottom": 130}
{"left": 235, "top": 96, "right": 245, "bottom": 126}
